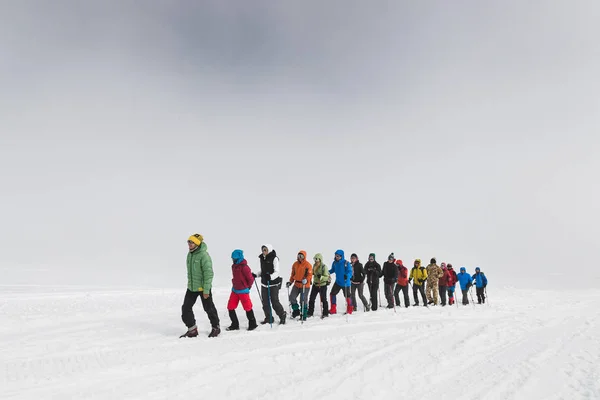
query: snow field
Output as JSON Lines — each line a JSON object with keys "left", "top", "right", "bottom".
{"left": 1, "top": 286, "right": 599, "bottom": 400}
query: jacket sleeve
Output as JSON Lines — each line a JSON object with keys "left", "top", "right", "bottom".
{"left": 422, "top": 268, "right": 428, "bottom": 280}
{"left": 346, "top": 262, "right": 353, "bottom": 278}
{"left": 438, "top": 267, "right": 444, "bottom": 278}
{"left": 483, "top": 274, "right": 488, "bottom": 285}
{"left": 201, "top": 253, "right": 214, "bottom": 293}
{"left": 393, "top": 265, "right": 399, "bottom": 280}
{"left": 306, "top": 264, "right": 313, "bottom": 284}
{"left": 271, "top": 257, "right": 280, "bottom": 280}
{"left": 243, "top": 265, "right": 254, "bottom": 287}
{"left": 328, "top": 264, "right": 334, "bottom": 274}
{"left": 289, "top": 263, "right": 296, "bottom": 283}
{"left": 471, "top": 274, "right": 476, "bottom": 281}
{"left": 359, "top": 264, "right": 366, "bottom": 282}
{"left": 378, "top": 264, "right": 383, "bottom": 277}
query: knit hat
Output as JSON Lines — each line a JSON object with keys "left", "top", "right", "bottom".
{"left": 388, "top": 253, "right": 395, "bottom": 260}
{"left": 351, "top": 253, "right": 358, "bottom": 259}
{"left": 231, "top": 249, "right": 244, "bottom": 263}
{"left": 188, "top": 234, "right": 203, "bottom": 246}
{"left": 430, "top": 257, "right": 436, "bottom": 264}
{"left": 368, "top": 253, "right": 376, "bottom": 260}
{"left": 447, "top": 263, "right": 453, "bottom": 269}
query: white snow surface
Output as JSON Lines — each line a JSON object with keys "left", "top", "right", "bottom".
{"left": 1, "top": 285, "right": 599, "bottom": 400}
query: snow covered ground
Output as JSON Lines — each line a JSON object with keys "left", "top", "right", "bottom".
{"left": 1, "top": 285, "right": 599, "bottom": 400}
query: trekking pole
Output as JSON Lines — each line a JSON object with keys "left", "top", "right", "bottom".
{"left": 319, "top": 285, "right": 323, "bottom": 317}
{"left": 253, "top": 280, "right": 263, "bottom": 303}
{"left": 468, "top": 287, "right": 476, "bottom": 307}
{"left": 391, "top": 285, "right": 396, "bottom": 313}
{"left": 286, "top": 284, "right": 292, "bottom": 316}
{"left": 485, "top": 287, "right": 489, "bottom": 305}
{"left": 378, "top": 285, "right": 382, "bottom": 309}
{"left": 268, "top": 283, "right": 273, "bottom": 328}
{"left": 301, "top": 282, "right": 306, "bottom": 325}
{"left": 343, "top": 285, "right": 349, "bottom": 323}
{"left": 454, "top": 287, "right": 459, "bottom": 308}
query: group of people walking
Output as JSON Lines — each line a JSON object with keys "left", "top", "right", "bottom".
{"left": 179, "top": 234, "right": 489, "bottom": 338}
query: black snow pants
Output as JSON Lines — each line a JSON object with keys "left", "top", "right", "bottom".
{"left": 476, "top": 287, "right": 486, "bottom": 303}
{"left": 394, "top": 284, "right": 410, "bottom": 307}
{"left": 261, "top": 283, "right": 285, "bottom": 322}
{"left": 308, "top": 284, "right": 329, "bottom": 316}
{"left": 182, "top": 289, "right": 220, "bottom": 329}
{"left": 412, "top": 284, "right": 427, "bottom": 305}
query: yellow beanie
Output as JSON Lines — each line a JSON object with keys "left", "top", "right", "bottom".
{"left": 188, "top": 234, "right": 203, "bottom": 246}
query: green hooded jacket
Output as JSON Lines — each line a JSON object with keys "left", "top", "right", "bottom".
{"left": 186, "top": 241, "right": 214, "bottom": 293}
{"left": 312, "top": 253, "right": 330, "bottom": 287}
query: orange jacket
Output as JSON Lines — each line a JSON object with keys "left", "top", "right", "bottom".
{"left": 289, "top": 250, "right": 313, "bottom": 288}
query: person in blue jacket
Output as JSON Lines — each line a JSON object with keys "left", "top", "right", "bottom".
{"left": 456, "top": 267, "right": 473, "bottom": 305}
{"left": 328, "top": 250, "right": 353, "bottom": 315}
{"left": 471, "top": 267, "right": 488, "bottom": 304}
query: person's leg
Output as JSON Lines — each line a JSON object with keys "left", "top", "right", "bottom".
{"left": 181, "top": 289, "right": 200, "bottom": 329}
{"left": 269, "top": 283, "right": 286, "bottom": 320}
{"left": 394, "top": 284, "right": 401, "bottom": 306}
{"left": 351, "top": 283, "right": 358, "bottom": 308}
{"left": 289, "top": 285, "right": 301, "bottom": 317}
{"left": 329, "top": 283, "right": 341, "bottom": 313}
{"left": 439, "top": 285, "right": 447, "bottom": 305}
{"left": 308, "top": 285, "right": 319, "bottom": 316}
{"left": 412, "top": 285, "right": 419, "bottom": 305}
{"left": 419, "top": 285, "right": 427, "bottom": 305}
{"left": 200, "top": 290, "right": 220, "bottom": 329}
{"left": 319, "top": 286, "right": 329, "bottom": 316}
{"left": 401, "top": 285, "right": 410, "bottom": 307}
{"left": 260, "top": 286, "right": 272, "bottom": 323}
{"left": 358, "top": 282, "right": 369, "bottom": 310}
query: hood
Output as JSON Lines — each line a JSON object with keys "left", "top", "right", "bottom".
{"left": 262, "top": 244, "right": 274, "bottom": 254}
{"left": 441, "top": 262, "right": 446, "bottom": 268}
{"left": 298, "top": 250, "right": 308, "bottom": 261}
{"left": 447, "top": 263, "right": 453, "bottom": 269}
{"left": 395, "top": 259, "right": 403, "bottom": 266}
{"left": 460, "top": 267, "right": 466, "bottom": 273}
{"left": 313, "top": 253, "right": 324, "bottom": 263}
{"left": 335, "top": 249, "right": 345, "bottom": 260}
{"left": 475, "top": 267, "right": 481, "bottom": 272}
{"left": 231, "top": 249, "right": 244, "bottom": 264}
{"left": 191, "top": 241, "right": 208, "bottom": 253}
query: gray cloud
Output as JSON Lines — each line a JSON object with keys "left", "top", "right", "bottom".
{"left": 1, "top": 1, "right": 599, "bottom": 289}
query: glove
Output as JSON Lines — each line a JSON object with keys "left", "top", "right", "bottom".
{"left": 286, "top": 281, "right": 292, "bottom": 288}
{"left": 343, "top": 275, "right": 348, "bottom": 280}
{"left": 251, "top": 273, "right": 257, "bottom": 278}
{"left": 483, "top": 284, "right": 487, "bottom": 288}
{"left": 302, "top": 278, "right": 307, "bottom": 285}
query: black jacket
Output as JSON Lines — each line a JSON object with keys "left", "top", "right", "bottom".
{"left": 382, "top": 261, "right": 399, "bottom": 284}
{"left": 364, "top": 261, "right": 382, "bottom": 286}
{"left": 351, "top": 262, "right": 365, "bottom": 284}
{"left": 259, "top": 250, "right": 282, "bottom": 286}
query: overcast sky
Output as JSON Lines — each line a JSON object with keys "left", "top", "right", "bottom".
{"left": 1, "top": 1, "right": 599, "bottom": 290}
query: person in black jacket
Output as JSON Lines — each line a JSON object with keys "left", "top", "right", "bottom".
{"left": 253, "top": 244, "right": 287, "bottom": 325}
{"left": 350, "top": 253, "right": 370, "bottom": 312}
{"left": 382, "top": 253, "right": 399, "bottom": 308}
{"left": 364, "top": 253, "right": 382, "bottom": 311}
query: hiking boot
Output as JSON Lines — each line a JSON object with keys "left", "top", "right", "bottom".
{"left": 365, "top": 304, "right": 371, "bottom": 312}
{"left": 292, "top": 309, "right": 300, "bottom": 318}
{"left": 246, "top": 310, "right": 258, "bottom": 331}
{"left": 226, "top": 324, "right": 239, "bottom": 331}
{"left": 260, "top": 318, "right": 274, "bottom": 325}
{"left": 329, "top": 304, "right": 337, "bottom": 314}
{"left": 179, "top": 326, "right": 198, "bottom": 338}
{"left": 208, "top": 326, "right": 220, "bottom": 338}
{"left": 279, "top": 311, "right": 287, "bottom": 325}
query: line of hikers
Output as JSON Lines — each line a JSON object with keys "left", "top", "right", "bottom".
{"left": 179, "top": 235, "right": 489, "bottom": 338}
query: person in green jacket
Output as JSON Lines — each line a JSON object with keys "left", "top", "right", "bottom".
{"left": 307, "top": 253, "right": 330, "bottom": 318}
{"left": 180, "top": 234, "right": 221, "bottom": 338}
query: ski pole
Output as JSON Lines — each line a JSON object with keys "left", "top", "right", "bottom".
{"left": 268, "top": 283, "right": 273, "bottom": 328}
{"left": 343, "top": 285, "right": 349, "bottom": 323}
{"left": 286, "top": 284, "right": 293, "bottom": 319}
{"left": 301, "top": 282, "right": 306, "bottom": 325}
{"left": 468, "top": 286, "right": 475, "bottom": 307}
{"left": 253, "top": 280, "right": 263, "bottom": 304}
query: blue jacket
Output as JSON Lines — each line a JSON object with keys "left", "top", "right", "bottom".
{"left": 329, "top": 250, "right": 353, "bottom": 287}
{"left": 472, "top": 268, "right": 488, "bottom": 288}
{"left": 457, "top": 267, "right": 472, "bottom": 290}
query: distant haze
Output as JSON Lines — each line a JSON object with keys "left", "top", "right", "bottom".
{"left": 1, "top": 1, "right": 599, "bottom": 290}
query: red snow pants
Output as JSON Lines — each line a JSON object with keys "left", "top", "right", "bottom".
{"left": 227, "top": 292, "right": 253, "bottom": 311}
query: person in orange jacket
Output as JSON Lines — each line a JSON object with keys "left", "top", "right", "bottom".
{"left": 286, "top": 250, "right": 313, "bottom": 321}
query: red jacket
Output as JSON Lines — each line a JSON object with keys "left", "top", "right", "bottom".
{"left": 446, "top": 268, "right": 458, "bottom": 287}
{"left": 439, "top": 268, "right": 450, "bottom": 286}
{"left": 396, "top": 260, "right": 409, "bottom": 286}
{"left": 231, "top": 259, "right": 254, "bottom": 291}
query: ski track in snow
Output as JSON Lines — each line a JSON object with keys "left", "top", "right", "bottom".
{"left": 1, "top": 287, "right": 599, "bottom": 400}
